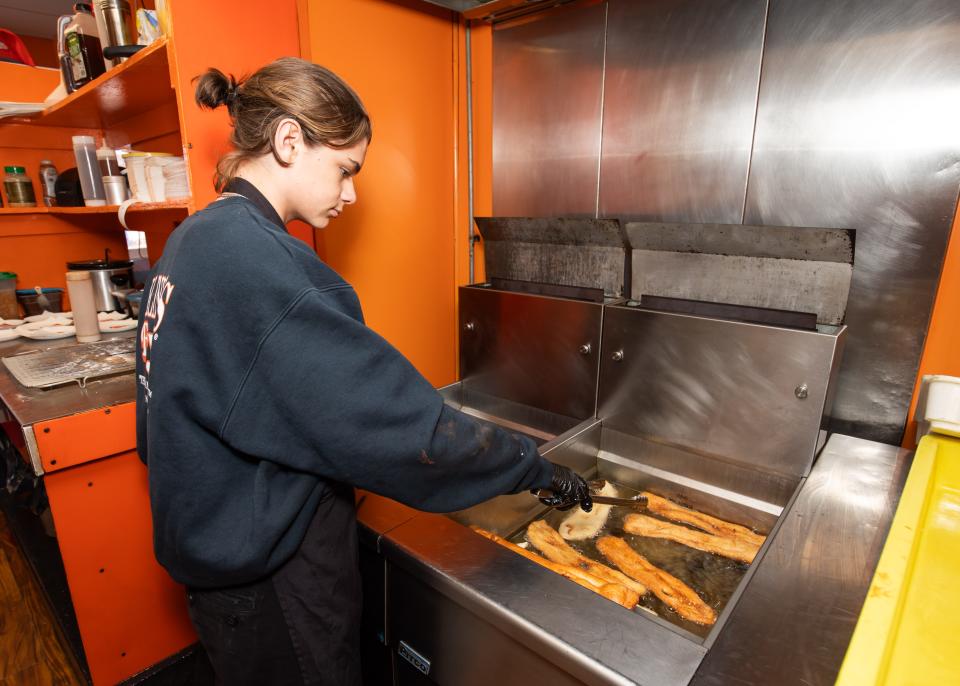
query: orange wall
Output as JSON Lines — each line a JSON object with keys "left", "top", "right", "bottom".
{"left": 153, "top": 0, "right": 311, "bottom": 256}
{"left": 0, "top": 219, "right": 130, "bottom": 309}
{"left": 0, "top": 61, "right": 60, "bottom": 102}
{"left": 17, "top": 34, "right": 59, "bottom": 69}
{"left": 302, "top": 0, "right": 460, "bottom": 386}
{"left": 167, "top": 0, "right": 301, "bottom": 213}
{"left": 904, "top": 197, "right": 960, "bottom": 447}
{"left": 0, "top": 66, "right": 128, "bottom": 308}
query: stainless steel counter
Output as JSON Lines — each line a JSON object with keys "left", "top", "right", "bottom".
{"left": 370, "top": 432, "right": 911, "bottom": 686}
{"left": 689, "top": 433, "right": 911, "bottom": 686}
{"left": 0, "top": 332, "right": 136, "bottom": 474}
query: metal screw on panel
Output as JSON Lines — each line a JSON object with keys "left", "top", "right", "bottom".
{"left": 795, "top": 384, "right": 809, "bottom": 400}
{"left": 464, "top": 321, "right": 476, "bottom": 332}
{"left": 612, "top": 350, "right": 624, "bottom": 362}
{"left": 579, "top": 343, "right": 592, "bottom": 355}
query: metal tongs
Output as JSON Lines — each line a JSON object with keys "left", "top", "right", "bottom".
{"left": 532, "top": 488, "right": 648, "bottom": 510}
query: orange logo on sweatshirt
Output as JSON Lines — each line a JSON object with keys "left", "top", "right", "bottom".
{"left": 140, "top": 273, "right": 175, "bottom": 376}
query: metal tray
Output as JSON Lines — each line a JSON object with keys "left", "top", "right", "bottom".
{"left": 2, "top": 338, "right": 136, "bottom": 389}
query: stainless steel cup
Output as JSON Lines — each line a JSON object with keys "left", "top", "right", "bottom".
{"left": 94, "top": 0, "right": 136, "bottom": 67}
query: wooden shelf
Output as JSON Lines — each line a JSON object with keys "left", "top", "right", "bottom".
{"left": 0, "top": 200, "right": 189, "bottom": 216}
{"left": 3, "top": 39, "right": 175, "bottom": 130}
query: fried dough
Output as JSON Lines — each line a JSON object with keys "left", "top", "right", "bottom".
{"left": 642, "top": 492, "right": 766, "bottom": 549}
{"left": 623, "top": 513, "right": 759, "bottom": 564}
{"left": 596, "top": 536, "right": 717, "bottom": 625}
{"left": 471, "top": 526, "right": 639, "bottom": 609}
{"left": 526, "top": 520, "right": 648, "bottom": 597}
{"left": 559, "top": 482, "right": 618, "bottom": 541}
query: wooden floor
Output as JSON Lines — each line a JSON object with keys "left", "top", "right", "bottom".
{"left": 0, "top": 509, "right": 85, "bottom": 685}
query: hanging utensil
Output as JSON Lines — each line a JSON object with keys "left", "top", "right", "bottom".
{"left": 34, "top": 286, "right": 52, "bottom": 312}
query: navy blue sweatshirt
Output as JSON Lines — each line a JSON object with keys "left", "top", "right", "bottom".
{"left": 135, "top": 181, "right": 554, "bottom": 587}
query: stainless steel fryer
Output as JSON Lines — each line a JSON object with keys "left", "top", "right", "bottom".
{"left": 374, "top": 284, "right": 847, "bottom": 686}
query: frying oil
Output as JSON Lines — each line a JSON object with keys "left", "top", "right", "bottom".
{"left": 510, "top": 481, "right": 757, "bottom": 639}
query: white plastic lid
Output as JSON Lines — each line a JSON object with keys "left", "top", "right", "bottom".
{"left": 72, "top": 135, "right": 96, "bottom": 145}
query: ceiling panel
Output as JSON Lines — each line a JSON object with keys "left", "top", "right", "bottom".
{"left": 0, "top": 1, "right": 73, "bottom": 38}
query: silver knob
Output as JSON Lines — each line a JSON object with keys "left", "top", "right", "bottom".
{"left": 795, "top": 384, "right": 808, "bottom": 400}
{"left": 578, "top": 343, "right": 592, "bottom": 355}
{"left": 612, "top": 350, "right": 624, "bottom": 362}
{"left": 464, "top": 321, "right": 476, "bottom": 332}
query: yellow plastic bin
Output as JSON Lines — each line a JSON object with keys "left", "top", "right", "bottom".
{"left": 835, "top": 433, "right": 960, "bottom": 686}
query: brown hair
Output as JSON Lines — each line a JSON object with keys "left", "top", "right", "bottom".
{"left": 194, "top": 57, "right": 371, "bottom": 191}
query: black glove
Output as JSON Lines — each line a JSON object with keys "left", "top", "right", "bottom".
{"left": 534, "top": 464, "right": 593, "bottom": 512}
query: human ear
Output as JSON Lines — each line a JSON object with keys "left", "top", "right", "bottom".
{"left": 273, "top": 118, "right": 303, "bottom": 165}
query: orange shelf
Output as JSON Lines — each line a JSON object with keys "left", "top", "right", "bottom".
{"left": 3, "top": 39, "right": 174, "bottom": 130}
{"left": 0, "top": 199, "right": 189, "bottom": 216}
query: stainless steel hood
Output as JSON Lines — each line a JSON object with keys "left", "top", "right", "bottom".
{"left": 418, "top": 0, "right": 575, "bottom": 21}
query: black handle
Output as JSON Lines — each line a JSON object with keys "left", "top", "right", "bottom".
{"left": 103, "top": 44, "right": 146, "bottom": 60}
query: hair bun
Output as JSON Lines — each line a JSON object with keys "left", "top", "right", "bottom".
{"left": 194, "top": 67, "right": 239, "bottom": 110}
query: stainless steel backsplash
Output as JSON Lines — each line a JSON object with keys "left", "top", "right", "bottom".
{"left": 492, "top": 0, "right": 960, "bottom": 444}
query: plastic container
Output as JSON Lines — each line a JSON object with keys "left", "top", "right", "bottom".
{"left": 835, "top": 433, "right": 960, "bottom": 686}
{"left": 72, "top": 135, "right": 107, "bottom": 206}
{"left": 123, "top": 152, "right": 150, "bottom": 201}
{"left": 97, "top": 147, "right": 122, "bottom": 176}
{"left": 162, "top": 158, "right": 189, "bottom": 199}
{"left": 102, "top": 175, "right": 129, "bottom": 205}
{"left": 917, "top": 375, "right": 960, "bottom": 439}
{"left": 0, "top": 272, "right": 17, "bottom": 319}
{"left": 16, "top": 288, "right": 64, "bottom": 317}
{"left": 122, "top": 152, "right": 174, "bottom": 202}
{"left": 145, "top": 157, "right": 167, "bottom": 201}
{"left": 58, "top": 4, "right": 106, "bottom": 93}
{"left": 39, "top": 160, "right": 58, "bottom": 207}
{"left": 66, "top": 272, "right": 101, "bottom": 342}
{"left": 3, "top": 166, "right": 37, "bottom": 207}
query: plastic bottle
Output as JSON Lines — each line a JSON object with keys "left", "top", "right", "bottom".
{"left": 39, "top": 160, "right": 58, "bottom": 207}
{"left": 58, "top": 4, "right": 106, "bottom": 93}
{"left": 72, "top": 135, "right": 107, "bottom": 206}
{"left": 3, "top": 166, "right": 37, "bottom": 207}
{"left": 66, "top": 271, "right": 101, "bottom": 343}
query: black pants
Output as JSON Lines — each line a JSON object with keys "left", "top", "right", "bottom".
{"left": 187, "top": 484, "right": 362, "bottom": 686}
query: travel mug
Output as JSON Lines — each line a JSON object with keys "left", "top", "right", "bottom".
{"left": 66, "top": 271, "right": 101, "bottom": 343}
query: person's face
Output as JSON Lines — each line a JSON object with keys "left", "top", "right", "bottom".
{"left": 291, "top": 138, "right": 368, "bottom": 229}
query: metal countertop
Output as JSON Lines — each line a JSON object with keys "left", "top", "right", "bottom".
{"left": 0, "top": 332, "right": 136, "bottom": 428}
{"left": 370, "top": 433, "right": 912, "bottom": 686}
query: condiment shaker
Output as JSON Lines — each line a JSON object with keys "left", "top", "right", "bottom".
{"left": 66, "top": 271, "right": 102, "bottom": 343}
